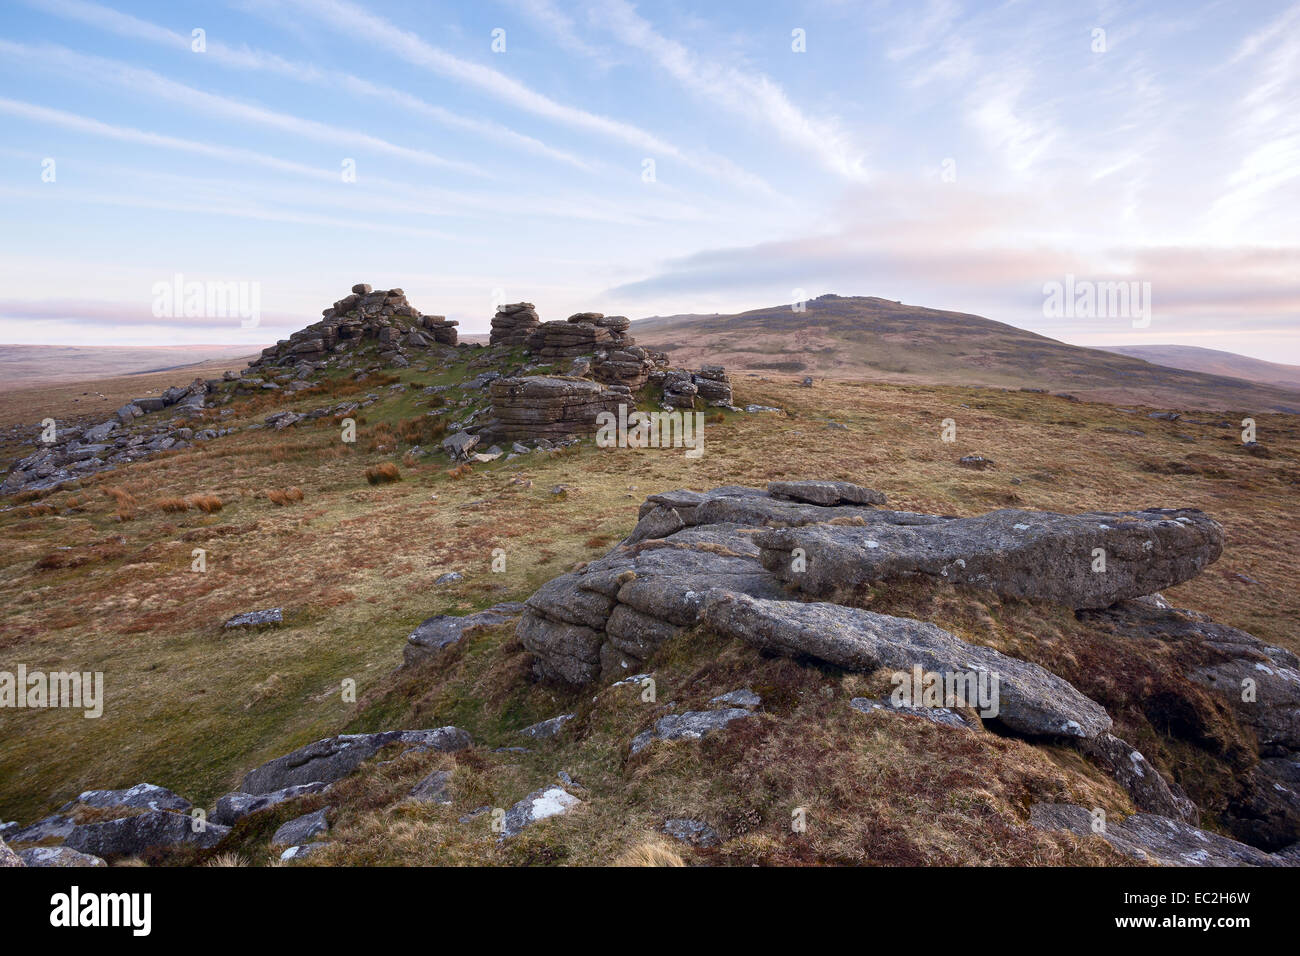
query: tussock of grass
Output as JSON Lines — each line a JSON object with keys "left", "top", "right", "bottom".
{"left": 365, "top": 462, "right": 401, "bottom": 485}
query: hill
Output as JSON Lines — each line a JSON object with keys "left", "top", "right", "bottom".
{"left": 1097, "top": 344, "right": 1300, "bottom": 391}
{"left": 634, "top": 295, "right": 1300, "bottom": 413}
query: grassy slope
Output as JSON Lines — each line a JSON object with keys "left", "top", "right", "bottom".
{"left": 1, "top": 346, "right": 1297, "bottom": 864}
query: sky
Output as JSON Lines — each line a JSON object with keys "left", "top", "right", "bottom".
{"left": 0, "top": 0, "right": 1296, "bottom": 361}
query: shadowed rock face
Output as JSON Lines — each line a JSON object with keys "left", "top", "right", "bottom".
{"left": 64, "top": 811, "right": 228, "bottom": 857}
{"left": 240, "top": 728, "right": 471, "bottom": 795}
{"left": 755, "top": 508, "right": 1223, "bottom": 609}
{"left": 700, "top": 591, "right": 1112, "bottom": 739}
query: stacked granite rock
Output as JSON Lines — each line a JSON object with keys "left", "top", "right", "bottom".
{"left": 526, "top": 313, "right": 618, "bottom": 360}
{"left": 486, "top": 376, "right": 629, "bottom": 440}
{"left": 650, "top": 365, "right": 733, "bottom": 409}
{"left": 253, "top": 284, "right": 456, "bottom": 368}
{"left": 592, "top": 344, "right": 662, "bottom": 390}
{"left": 490, "top": 303, "right": 541, "bottom": 346}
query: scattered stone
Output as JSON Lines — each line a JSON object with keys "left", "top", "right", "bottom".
{"left": 64, "top": 811, "right": 229, "bottom": 857}
{"left": 662, "top": 818, "right": 720, "bottom": 847}
{"left": 224, "top": 608, "right": 283, "bottom": 629}
{"left": 211, "top": 782, "right": 329, "bottom": 827}
{"left": 958, "top": 454, "right": 993, "bottom": 469}
{"left": 630, "top": 708, "right": 755, "bottom": 755}
{"left": 68, "top": 783, "right": 191, "bottom": 814}
{"left": 18, "top": 846, "right": 107, "bottom": 867}
{"left": 518, "top": 714, "right": 574, "bottom": 739}
{"left": 434, "top": 572, "right": 463, "bottom": 585}
{"left": 280, "top": 843, "right": 328, "bottom": 862}
{"left": 240, "top": 728, "right": 471, "bottom": 794}
{"left": 272, "top": 808, "right": 329, "bottom": 846}
{"left": 409, "top": 770, "right": 453, "bottom": 804}
{"left": 500, "top": 786, "right": 582, "bottom": 838}
{"left": 403, "top": 602, "right": 526, "bottom": 666}
{"left": 710, "top": 689, "right": 762, "bottom": 709}
{"left": 850, "top": 696, "right": 974, "bottom": 730}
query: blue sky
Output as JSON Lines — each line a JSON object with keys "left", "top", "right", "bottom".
{"left": 0, "top": 0, "right": 1296, "bottom": 360}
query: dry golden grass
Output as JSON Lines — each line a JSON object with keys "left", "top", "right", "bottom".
{"left": 614, "top": 840, "right": 686, "bottom": 866}
{"left": 266, "top": 487, "right": 304, "bottom": 506}
{"left": 1, "top": 354, "right": 1296, "bottom": 865}
{"left": 188, "top": 494, "right": 223, "bottom": 514}
{"left": 364, "top": 462, "right": 401, "bottom": 485}
{"left": 156, "top": 497, "right": 189, "bottom": 513}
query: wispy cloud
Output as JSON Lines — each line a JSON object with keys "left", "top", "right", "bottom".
{"left": 0, "top": 38, "right": 487, "bottom": 176}
{"left": 589, "top": 0, "right": 869, "bottom": 181}
{"left": 274, "top": 0, "right": 776, "bottom": 193}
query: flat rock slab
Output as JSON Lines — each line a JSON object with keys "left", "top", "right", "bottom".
{"left": 19, "top": 846, "right": 106, "bottom": 867}
{"left": 224, "top": 608, "right": 283, "bottom": 629}
{"left": 701, "top": 591, "right": 1111, "bottom": 739}
{"left": 272, "top": 808, "right": 330, "bottom": 846}
{"left": 404, "top": 602, "right": 526, "bottom": 667}
{"left": 850, "top": 696, "right": 975, "bottom": 730}
{"left": 662, "top": 818, "right": 721, "bottom": 847}
{"left": 1029, "top": 803, "right": 1288, "bottom": 867}
{"left": 66, "top": 783, "right": 190, "bottom": 814}
{"left": 5, "top": 815, "right": 74, "bottom": 844}
{"left": 630, "top": 708, "right": 756, "bottom": 755}
{"left": 710, "top": 689, "right": 762, "bottom": 709}
{"left": 64, "top": 811, "right": 229, "bottom": 857}
{"left": 518, "top": 714, "right": 574, "bottom": 739}
{"left": 212, "top": 782, "right": 329, "bottom": 827}
{"left": 240, "top": 728, "right": 471, "bottom": 795}
{"left": 767, "top": 480, "right": 886, "bottom": 507}
{"left": 501, "top": 787, "right": 582, "bottom": 838}
{"left": 409, "top": 770, "right": 453, "bottom": 804}
{"left": 756, "top": 508, "right": 1223, "bottom": 609}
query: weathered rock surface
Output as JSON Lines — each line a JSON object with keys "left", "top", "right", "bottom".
{"left": 66, "top": 783, "right": 191, "bottom": 814}
{"left": 272, "top": 808, "right": 330, "bottom": 846}
{"left": 500, "top": 786, "right": 582, "bottom": 838}
{"left": 0, "top": 839, "right": 21, "bottom": 867}
{"left": 403, "top": 602, "right": 526, "bottom": 666}
{"left": 408, "top": 770, "right": 453, "bottom": 804}
{"left": 487, "top": 375, "right": 627, "bottom": 441}
{"left": 850, "top": 695, "right": 976, "bottom": 730}
{"left": 211, "top": 782, "right": 329, "bottom": 827}
{"left": 240, "top": 728, "right": 471, "bottom": 795}
{"left": 630, "top": 708, "right": 755, "bottom": 755}
{"left": 19, "top": 846, "right": 107, "bottom": 867}
{"left": 1029, "top": 803, "right": 1289, "bottom": 867}
{"left": 662, "top": 818, "right": 721, "bottom": 847}
{"left": 702, "top": 591, "right": 1111, "bottom": 739}
{"left": 767, "top": 480, "right": 886, "bottom": 507}
{"left": 64, "top": 811, "right": 229, "bottom": 857}
{"left": 518, "top": 714, "right": 574, "bottom": 739}
{"left": 756, "top": 508, "right": 1223, "bottom": 609}
{"left": 224, "top": 608, "right": 283, "bottom": 629}
{"left": 490, "top": 302, "right": 541, "bottom": 347}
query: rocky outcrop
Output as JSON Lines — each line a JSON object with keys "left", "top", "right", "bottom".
{"left": 254, "top": 284, "right": 456, "bottom": 369}
{"left": 64, "top": 810, "right": 229, "bottom": 857}
{"left": 486, "top": 376, "right": 628, "bottom": 441}
{"left": 756, "top": 508, "right": 1223, "bottom": 609}
{"left": 629, "top": 708, "right": 756, "bottom": 755}
{"left": 1029, "top": 803, "right": 1287, "bottom": 867}
{"left": 490, "top": 302, "right": 541, "bottom": 347}
{"left": 526, "top": 314, "right": 616, "bottom": 360}
{"left": 65, "top": 783, "right": 191, "bottom": 814}
{"left": 701, "top": 591, "right": 1111, "bottom": 739}
{"left": 211, "top": 782, "right": 330, "bottom": 827}
{"left": 272, "top": 808, "right": 329, "bottom": 846}
{"left": 240, "top": 728, "right": 471, "bottom": 795}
